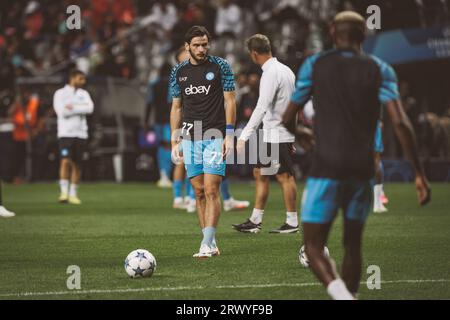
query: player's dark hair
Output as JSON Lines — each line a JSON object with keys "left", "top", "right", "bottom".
{"left": 246, "top": 34, "right": 272, "bottom": 54}
{"left": 184, "top": 26, "right": 211, "bottom": 44}
{"left": 333, "top": 21, "right": 366, "bottom": 44}
{"left": 69, "top": 69, "right": 85, "bottom": 79}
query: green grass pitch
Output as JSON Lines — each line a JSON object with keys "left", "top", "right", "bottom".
{"left": 0, "top": 182, "right": 449, "bottom": 300}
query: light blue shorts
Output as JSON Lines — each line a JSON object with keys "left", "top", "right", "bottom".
{"left": 301, "top": 177, "right": 374, "bottom": 224}
{"left": 181, "top": 139, "right": 226, "bottom": 178}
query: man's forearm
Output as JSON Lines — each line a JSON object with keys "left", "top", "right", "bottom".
{"left": 282, "top": 102, "right": 301, "bottom": 134}
{"left": 69, "top": 103, "right": 94, "bottom": 116}
{"left": 393, "top": 119, "right": 424, "bottom": 176}
{"left": 239, "top": 105, "right": 265, "bottom": 141}
{"left": 170, "top": 107, "right": 182, "bottom": 146}
{"left": 225, "top": 98, "right": 236, "bottom": 127}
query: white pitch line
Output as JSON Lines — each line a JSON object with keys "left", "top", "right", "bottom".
{"left": 0, "top": 279, "right": 449, "bottom": 298}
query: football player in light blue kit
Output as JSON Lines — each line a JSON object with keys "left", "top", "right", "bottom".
{"left": 170, "top": 26, "right": 236, "bottom": 258}
{"left": 170, "top": 47, "right": 249, "bottom": 213}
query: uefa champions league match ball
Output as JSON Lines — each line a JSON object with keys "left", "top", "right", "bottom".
{"left": 299, "top": 245, "right": 330, "bottom": 268}
{"left": 124, "top": 249, "right": 156, "bottom": 278}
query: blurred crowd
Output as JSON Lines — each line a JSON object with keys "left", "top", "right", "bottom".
{"left": 1, "top": 1, "right": 447, "bottom": 83}
{"left": 1, "top": 0, "right": 450, "bottom": 183}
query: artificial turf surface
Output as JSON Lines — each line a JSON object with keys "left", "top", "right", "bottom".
{"left": 0, "top": 182, "right": 449, "bottom": 300}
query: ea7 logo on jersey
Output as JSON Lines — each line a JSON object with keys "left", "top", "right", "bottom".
{"left": 179, "top": 76, "right": 187, "bottom": 81}
{"left": 185, "top": 85, "right": 211, "bottom": 96}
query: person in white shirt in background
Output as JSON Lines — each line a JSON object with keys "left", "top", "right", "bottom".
{"left": 215, "top": 0, "right": 243, "bottom": 37}
{"left": 233, "top": 34, "right": 299, "bottom": 234}
{"left": 53, "top": 70, "right": 94, "bottom": 205}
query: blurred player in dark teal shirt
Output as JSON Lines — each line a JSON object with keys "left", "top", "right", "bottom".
{"left": 283, "top": 11, "right": 430, "bottom": 299}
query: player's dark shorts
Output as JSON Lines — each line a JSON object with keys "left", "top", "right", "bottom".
{"left": 301, "top": 177, "right": 374, "bottom": 224}
{"left": 59, "top": 138, "right": 88, "bottom": 164}
{"left": 256, "top": 142, "right": 295, "bottom": 176}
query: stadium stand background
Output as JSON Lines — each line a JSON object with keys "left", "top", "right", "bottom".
{"left": 0, "top": 0, "right": 449, "bottom": 182}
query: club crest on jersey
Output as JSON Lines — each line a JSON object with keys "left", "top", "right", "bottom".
{"left": 205, "top": 72, "right": 215, "bottom": 81}
{"left": 61, "top": 148, "right": 69, "bottom": 157}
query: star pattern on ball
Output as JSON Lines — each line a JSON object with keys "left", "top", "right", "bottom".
{"left": 133, "top": 266, "right": 145, "bottom": 276}
{"left": 135, "top": 252, "right": 147, "bottom": 259}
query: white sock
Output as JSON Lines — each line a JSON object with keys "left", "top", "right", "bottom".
{"left": 69, "top": 184, "right": 78, "bottom": 197}
{"left": 327, "top": 279, "right": 354, "bottom": 300}
{"left": 174, "top": 197, "right": 183, "bottom": 203}
{"left": 160, "top": 170, "right": 168, "bottom": 180}
{"left": 286, "top": 212, "right": 298, "bottom": 227}
{"left": 59, "top": 180, "right": 69, "bottom": 194}
{"left": 250, "top": 208, "right": 264, "bottom": 224}
{"left": 374, "top": 184, "right": 382, "bottom": 207}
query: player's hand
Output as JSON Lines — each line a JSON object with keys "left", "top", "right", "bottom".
{"left": 288, "top": 143, "right": 296, "bottom": 154}
{"left": 236, "top": 139, "right": 246, "bottom": 154}
{"left": 415, "top": 175, "right": 431, "bottom": 206}
{"left": 171, "top": 142, "right": 183, "bottom": 165}
{"left": 222, "top": 135, "right": 234, "bottom": 158}
{"left": 296, "top": 126, "right": 315, "bottom": 152}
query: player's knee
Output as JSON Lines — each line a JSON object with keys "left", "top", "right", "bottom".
{"left": 194, "top": 187, "right": 205, "bottom": 200}
{"left": 255, "top": 172, "right": 269, "bottom": 183}
{"left": 305, "top": 242, "right": 324, "bottom": 260}
{"left": 204, "top": 187, "right": 220, "bottom": 201}
{"left": 276, "top": 173, "right": 294, "bottom": 185}
{"left": 275, "top": 173, "right": 287, "bottom": 183}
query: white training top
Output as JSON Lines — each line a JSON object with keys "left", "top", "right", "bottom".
{"left": 53, "top": 84, "right": 94, "bottom": 139}
{"left": 239, "top": 57, "right": 295, "bottom": 143}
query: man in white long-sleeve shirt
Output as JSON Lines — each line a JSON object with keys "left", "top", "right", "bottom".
{"left": 232, "top": 34, "right": 298, "bottom": 234}
{"left": 53, "top": 70, "right": 93, "bottom": 204}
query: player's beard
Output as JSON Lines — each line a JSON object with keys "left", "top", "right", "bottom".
{"left": 189, "top": 48, "right": 207, "bottom": 64}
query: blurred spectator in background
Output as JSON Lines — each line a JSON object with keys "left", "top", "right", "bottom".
{"left": 215, "top": 0, "right": 243, "bottom": 38}
{"left": 11, "top": 91, "right": 40, "bottom": 184}
{"left": 145, "top": 59, "right": 173, "bottom": 188}
{"left": 237, "top": 73, "right": 260, "bottom": 127}
{"left": 140, "top": 1, "right": 178, "bottom": 37}
{"left": 23, "top": 1, "right": 44, "bottom": 41}
{"left": 110, "top": 30, "right": 136, "bottom": 79}
{"left": 0, "top": 94, "right": 15, "bottom": 183}
{"left": 0, "top": 0, "right": 449, "bottom": 185}
{"left": 400, "top": 81, "right": 419, "bottom": 131}
{"left": 171, "top": 1, "right": 215, "bottom": 49}
{"left": 234, "top": 72, "right": 260, "bottom": 177}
